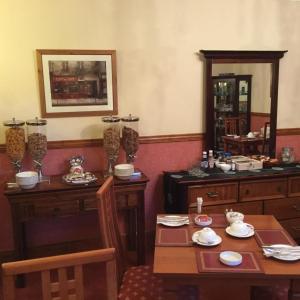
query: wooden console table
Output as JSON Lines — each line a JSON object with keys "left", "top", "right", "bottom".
{"left": 4, "top": 171, "right": 149, "bottom": 266}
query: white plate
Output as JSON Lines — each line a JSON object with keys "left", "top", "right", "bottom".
{"left": 219, "top": 251, "right": 243, "bottom": 266}
{"left": 263, "top": 244, "right": 300, "bottom": 261}
{"left": 157, "top": 220, "right": 189, "bottom": 227}
{"left": 225, "top": 224, "right": 255, "bottom": 238}
{"left": 192, "top": 232, "right": 222, "bottom": 246}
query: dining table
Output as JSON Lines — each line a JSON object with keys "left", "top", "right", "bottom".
{"left": 153, "top": 214, "right": 300, "bottom": 300}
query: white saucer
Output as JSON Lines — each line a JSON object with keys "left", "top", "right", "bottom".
{"left": 157, "top": 220, "right": 189, "bottom": 227}
{"left": 192, "top": 232, "right": 222, "bottom": 246}
{"left": 220, "top": 251, "right": 243, "bottom": 266}
{"left": 225, "top": 224, "right": 255, "bottom": 238}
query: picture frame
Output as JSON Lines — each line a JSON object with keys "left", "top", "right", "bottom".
{"left": 36, "top": 49, "right": 118, "bottom": 118}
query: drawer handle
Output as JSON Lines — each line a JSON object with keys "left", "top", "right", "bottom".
{"left": 292, "top": 226, "right": 300, "bottom": 231}
{"left": 207, "top": 192, "right": 218, "bottom": 198}
{"left": 292, "top": 205, "right": 300, "bottom": 212}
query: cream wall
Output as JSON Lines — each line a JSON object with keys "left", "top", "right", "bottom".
{"left": 0, "top": 0, "right": 300, "bottom": 143}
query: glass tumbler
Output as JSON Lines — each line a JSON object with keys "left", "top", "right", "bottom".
{"left": 26, "top": 118, "right": 48, "bottom": 181}
{"left": 102, "top": 116, "right": 120, "bottom": 175}
{"left": 121, "top": 114, "right": 139, "bottom": 164}
{"left": 3, "top": 118, "right": 26, "bottom": 174}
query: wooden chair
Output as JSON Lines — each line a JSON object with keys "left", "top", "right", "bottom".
{"left": 224, "top": 117, "right": 247, "bottom": 136}
{"left": 96, "top": 176, "right": 198, "bottom": 300}
{"left": 224, "top": 117, "right": 240, "bottom": 135}
{"left": 2, "top": 248, "right": 118, "bottom": 300}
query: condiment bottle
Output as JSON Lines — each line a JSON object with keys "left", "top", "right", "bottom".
{"left": 102, "top": 116, "right": 121, "bottom": 175}
{"left": 197, "top": 197, "right": 203, "bottom": 214}
{"left": 121, "top": 114, "right": 139, "bottom": 163}
{"left": 201, "top": 151, "right": 209, "bottom": 169}
{"left": 208, "top": 150, "right": 215, "bottom": 168}
{"left": 3, "top": 118, "right": 26, "bottom": 173}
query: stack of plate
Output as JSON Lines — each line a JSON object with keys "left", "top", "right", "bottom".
{"left": 114, "top": 164, "right": 134, "bottom": 179}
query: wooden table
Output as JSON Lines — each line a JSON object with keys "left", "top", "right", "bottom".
{"left": 4, "top": 171, "right": 148, "bottom": 266}
{"left": 222, "top": 135, "right": 264, "bottom": 155}
{"left": 153, "top": 215, "right": 300, "bottom": 300}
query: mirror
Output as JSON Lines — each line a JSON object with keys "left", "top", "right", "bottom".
{"left": 200, "top": 50, "right": 287, "bottom": 158}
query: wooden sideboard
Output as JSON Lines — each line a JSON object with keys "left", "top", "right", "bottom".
{"left": 4, "top": 171, "right": 149, "bottom": 266}
{"left": 164, "top": 165, "right": 300, "bottom": 243}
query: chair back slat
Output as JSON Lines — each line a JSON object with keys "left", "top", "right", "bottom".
{"left": 96, "top": 176, "right": 127, "bottom": 286}
{"left": 41, "top": 270, "right": 52, "bottom": 300}
{"left": 74, "top": 265, "right": 84, "bottom": 300}
{"left": 58, "top": 268, "right": 70, "bottom": 299}
{"left": 2, "top": 249, "right": 118, "bottom": 300}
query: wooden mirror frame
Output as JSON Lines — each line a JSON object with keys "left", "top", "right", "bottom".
{"left": 200, "top": 50, "right": 287, "bottom": 158}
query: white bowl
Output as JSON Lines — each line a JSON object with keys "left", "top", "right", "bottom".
{"left": 226, "top": 211, "right": 244, "bottom": 224}
{"left": 16, "top": 171, "right": 39, "bottom": 189}
{"left": 194, "top": 215, "right": 212, "bottom": 226}
{"left": 219, "top": 251, "right": 242, "bottom": 266}
{"left": 114, "top": 164, "right": 134, "bottom": 179}
{"left": 220, "top": 163, "right": 231, "bottom": 172}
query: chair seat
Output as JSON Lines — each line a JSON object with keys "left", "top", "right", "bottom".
{"left": 118, "top": 265, "right": 198, "bottom": 300}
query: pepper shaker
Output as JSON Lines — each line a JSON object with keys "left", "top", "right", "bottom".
{"left": 197, "top": 197, "right": 203, "bottom": 214}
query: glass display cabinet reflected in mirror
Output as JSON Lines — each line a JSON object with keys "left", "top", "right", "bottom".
{"left": 200, "top": 50, "right": 287, "bottom": 158}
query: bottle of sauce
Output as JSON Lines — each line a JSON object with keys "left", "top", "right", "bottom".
{"left": 201, "top": 151, "right": 209, "bottom": 170}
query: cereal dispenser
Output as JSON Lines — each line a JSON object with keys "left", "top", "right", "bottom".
{"left": 3, "top": 118, "right": 26, "bottom": 174}
{"left": 102, "top": 116, "right": 120, "bottom": 175}
{"left": 121, "top": 114, "right": 139, "bottom": 163}
{"left": 26, "top": 117, "right": 48, "bottom": 181}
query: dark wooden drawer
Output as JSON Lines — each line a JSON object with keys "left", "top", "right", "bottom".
{"left": 189, "top": 200, "right": 263, "bottom": 215}
{"left": 288, "top": 176, "right": 300, "bottom": 197}
{"left": 17, "top": 199, "right": 80, "bottom": 220}
{"left": 280, "top": 218, "right": 300, "bottom": 240}
{"left": 240, "top": 178, "right": 287, "bottom": 202}
{"left": 188, "top": 182, "right": 238, "bottom": 207}
{"left": 264, "top": 197, "right": 300, "bottom": 220}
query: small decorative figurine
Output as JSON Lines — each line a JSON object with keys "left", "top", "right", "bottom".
{"left": 63, "top": 156, "right": 97, "bottom": 185}
{"left": 69, "top": 156, "right": 84, "bottom": 175}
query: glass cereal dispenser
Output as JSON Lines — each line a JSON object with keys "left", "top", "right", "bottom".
{"left": 121, "top": 114, "right": 139, "bottom": 163}
{"left": 26, "top": 117, "right": 48, "bottom": 181}
{"left": 3, "top": 118, "right": 26, "bottom": 174}
{"left": 102, "top": 116, "right": 120, "bottom": 176}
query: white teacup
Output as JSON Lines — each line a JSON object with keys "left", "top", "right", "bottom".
{"left": 198, "top": 227, "right": 218, "bottom": 243}
{"left": 229, "top": 220, "right": 249, "bottom": 235}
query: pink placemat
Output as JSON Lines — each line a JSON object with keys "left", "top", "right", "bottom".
{"left": 255, "top": 229, "right": 297, "bottom": 246}
{"left": 192, "top": 214, "right": 228, "bottom": 228}
{"left": 155, "top": 227, "right": 192, "bottom": 246}
{"left": 195, "top": 250, "right": 262, "bottom": 273}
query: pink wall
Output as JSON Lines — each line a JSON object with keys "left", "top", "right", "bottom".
{"left": 251, "top": 114, "right": 270, "bottom": 133}
{"left": 0, "top": 140, "right": 202, "bottom": 251}
{"left": 1, "top": 135, "right": 299, "bottom": 253}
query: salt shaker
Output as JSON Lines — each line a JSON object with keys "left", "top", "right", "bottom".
{"left": 197, "top": 197, "right": 203, "bottom": 214}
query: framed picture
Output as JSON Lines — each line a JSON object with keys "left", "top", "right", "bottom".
{"left": 36, "top": 49, "right": 118, "bottom": 118}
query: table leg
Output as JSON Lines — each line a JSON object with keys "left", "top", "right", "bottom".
{"left": 13, "top": 221, "right": 27, "bottom": 287}
{"left": 136, "top": 191, "right": 145, "bottom": 265}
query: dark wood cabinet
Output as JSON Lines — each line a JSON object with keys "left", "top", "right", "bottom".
{"left": 4, "top": 171, "right": 149, "bottom": 265}
{"left": 213, "top": 74, "right": 252, "bottom": 150}
{"left": 164, "top": 165, "right": 300, "bottom": 243}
